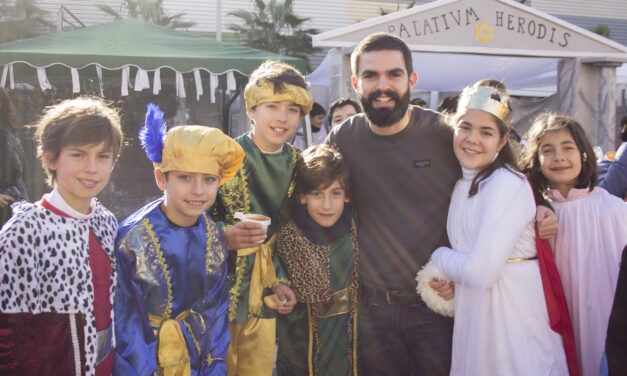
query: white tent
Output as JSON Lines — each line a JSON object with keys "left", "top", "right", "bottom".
{"left": 308, "top": 51, "right": 559, "bottom": 92}
{"left": 308, "top": 51, "right": 627, "bottom": 95}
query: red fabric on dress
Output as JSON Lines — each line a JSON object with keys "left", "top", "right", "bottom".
{"left": 529, "top": 183, "right": 580, "bottom": 376}
{"left": 0, "top": 312, "right": 85, "bottom": 376}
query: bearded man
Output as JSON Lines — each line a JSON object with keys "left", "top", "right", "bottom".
{"left": 326, "top": 32, "right": 459, "bottom": 376}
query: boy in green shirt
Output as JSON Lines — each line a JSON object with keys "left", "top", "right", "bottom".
{"left": 212, "top": 60, "right": 313, "bottom": 376}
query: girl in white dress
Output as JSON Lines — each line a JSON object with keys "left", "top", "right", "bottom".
{"left": 422, "top": 80, "right": 570, "bottom": 375}
{"left": 523, "top": 114, "right": 627, "bottom": 376}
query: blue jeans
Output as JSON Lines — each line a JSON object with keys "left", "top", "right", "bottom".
{"left": 358, "top": 292, "right": 453, "bottom": 376}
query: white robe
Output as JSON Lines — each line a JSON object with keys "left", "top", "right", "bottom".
{"left": 548, "top": 187, "right": 627, "bottom": 376}
{"left": 432, "top": 167, "right": 568, "bottom": 376}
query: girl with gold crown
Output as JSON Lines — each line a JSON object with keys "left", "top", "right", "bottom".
{"left": 417, "top": 80, "right": 577, "bottom": 375}
{"left": 113, "top": 104, "right": 244, "bottom": 375}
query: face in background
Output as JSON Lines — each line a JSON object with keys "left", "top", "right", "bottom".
{"left": 299, "top": 179, "right": 349, "bottom": 228}
{"left": 248, "top": 100, "right": 304, "bottom": 152}
{"left": 453, "top": 109, "right": 509, "bottom": 170}
{"left": 45, "top": 141, "right": 116, "bottom": 214}
{"left": 537, "top": 128, "right": 582, "bottom": 197}
{"left": 310, "top": 113, "right": 325, "bottom": 131}
{"left": 156, "top": 170, "right": 221, "bottom": 227}
{"left": 330, "top": 104, "right": 358, "bottom": 128}
{"left": 351, "top": 50, "right": 417, "bottom": 128}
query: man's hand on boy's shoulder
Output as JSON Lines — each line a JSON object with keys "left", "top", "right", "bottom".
{"left": 225, "top": 221, "right": 267, "bottom": 250}
{"left": 273, "top": 283, "right": 297, "bottom": 315}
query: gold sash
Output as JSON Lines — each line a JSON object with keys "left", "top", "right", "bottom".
{"left": 237, "top": 234, "right": 278, "bottom": 315}
{"left": 313, "top": 286, "right": 356, "bottom": 319}
{"left": 149, "top": 311, "right": 192, "bottom": 376}
{"left": 507, "top": 255, "right": 538, "bottom": 263}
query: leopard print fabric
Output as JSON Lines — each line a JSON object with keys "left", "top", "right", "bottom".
{"left": 0, "top": 200, "right": 118, "bottom": 376}
{"left": 276, "top": 221, "right": 333, "bottom": 303}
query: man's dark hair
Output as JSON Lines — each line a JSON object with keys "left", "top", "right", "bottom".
{"left": 310, "top": 102, "right": 325, "bottom": 117}
{"left": 327, "top": 98, "right": 361, "bottom": 125}
{"left": 351, "top": 33, "right": 413, "bottom": 76}
{"left": 621, "top": 115, "right": 627, "bottom": 142}
{"left": 410, "top": 98, "right": 428, "bottom": 108}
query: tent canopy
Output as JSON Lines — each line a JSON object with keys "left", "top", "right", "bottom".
{"left": 0, "top": 18, "right": 306, "bottom": 74}
{"left": 308, "top": 50, "right": 563, "bottom": 93}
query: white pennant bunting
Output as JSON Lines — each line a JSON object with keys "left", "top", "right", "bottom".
{"left": 36, "top": 68, "right": 52, "bottom": 91}
{"left": 210, "top": 73, "right": 218, "bottom": 103}
{"left": 70, "top": 68, "right": 80, "bottom": 93}
{"left": 194, "top": 69, "right": 203, "bottom": 101}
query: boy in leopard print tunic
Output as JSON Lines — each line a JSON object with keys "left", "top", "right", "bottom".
{"left": 0, "top": 97, "right": 123, "bottom": 376}
{"left": 275, "top": 144, "right": 359, "bottom": 376}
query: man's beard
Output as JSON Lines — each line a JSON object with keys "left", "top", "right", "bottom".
{"left": 359, "top": 87, "right": 410, "bottom": 127}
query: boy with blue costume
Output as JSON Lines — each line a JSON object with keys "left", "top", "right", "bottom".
{"left": 113, "top": 104, "right": 244, "bottom": 375}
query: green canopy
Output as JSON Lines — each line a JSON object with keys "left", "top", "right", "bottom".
{"left": 0, "top": 18, "right": 305, "bottom": 74}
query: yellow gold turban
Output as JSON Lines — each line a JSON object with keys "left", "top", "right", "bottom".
{"left": 158, "top": 126, "right": 244, "bottom": 186}
{"left": 244, "top": 80, "right": 313, "bottom": 115}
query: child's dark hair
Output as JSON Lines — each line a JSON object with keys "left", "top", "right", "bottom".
{"left": 293, "top": 144, "right": 350, "bottom": 199}
{"left": 438, "top": 95, "right": 460, "bottom": 116}
{"left": 33, "top": 97, "right": 123, "bottom": 186}
{"left": 310, "top": 102, "right": 325, "bottom": 117}
{"left": 351, "top": 32, "right": 413, "bottom": 76}
{"left": 453, "top": 79, "right": 519, "bottom": 197}
{"left": 522, "top": 113, "right": 597, "bottom": 193}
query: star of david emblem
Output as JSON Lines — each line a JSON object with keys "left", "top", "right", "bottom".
{"left": 475, "top": 21, "right": 494, "bottom": 43}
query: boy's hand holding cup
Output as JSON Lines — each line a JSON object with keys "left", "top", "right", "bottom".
{"left": 225, "top": 212, "right": 271, "bottom": 250}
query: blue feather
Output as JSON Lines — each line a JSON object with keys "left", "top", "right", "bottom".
{"left": 139, "top": 103, "right": 167, "bottom": 164}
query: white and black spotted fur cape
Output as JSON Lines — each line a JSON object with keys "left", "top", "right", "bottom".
{"left": 0, "top": 200, "right": 117, "bottom": 376}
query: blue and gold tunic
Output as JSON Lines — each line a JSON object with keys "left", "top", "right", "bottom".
{"left": 113, "top": 198, "right": 229, "bottom": 375}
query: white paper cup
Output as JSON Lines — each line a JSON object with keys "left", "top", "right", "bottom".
{"left": 234, "top": 212, "right": 271, "bottom": 242}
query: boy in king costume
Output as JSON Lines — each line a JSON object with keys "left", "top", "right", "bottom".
{"left": 113, "top": 104, "right": 244, "bottom": 375}
{"left": 275, "top": 144, "right": 359, "bottom": 376}
{"left": 0, "top": 97, "right": 122, "bottom": 376}
{"left": 211, "top": 60, "right": 312, "bottom": 376}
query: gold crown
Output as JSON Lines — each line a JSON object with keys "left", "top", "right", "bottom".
{"left": 458, "top": 85, "right": 511, "bottom": 126}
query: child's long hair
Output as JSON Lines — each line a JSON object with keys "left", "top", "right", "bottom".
{"left": 452, "top": 79, "right": 519, "bottom": 197}
{"left": 280, "top": 144, "right": 350, "bottom": 225}
{"left": 33, "top": 97, "right": 123, "bottom": 186}
{"left": 522, "top": 113, "right": 597, "bottom": 194}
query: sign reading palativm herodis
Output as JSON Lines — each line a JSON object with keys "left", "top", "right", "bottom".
{"left": 315, "top": 0, "right": 626, "bottom": 58}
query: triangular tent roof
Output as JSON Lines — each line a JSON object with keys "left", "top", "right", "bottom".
{"left": 314, "top": 0, "right": 627, "bottom": 59}
{"left": 0, "top": 18, "right": 306, "bottom": 74}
